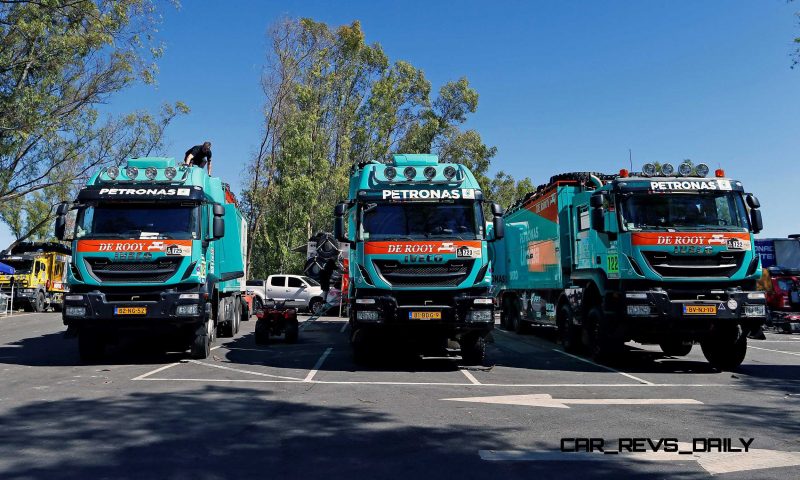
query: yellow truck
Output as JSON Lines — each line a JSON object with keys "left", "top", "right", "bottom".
{"left": 0, "top": 242, "right": 71, "bottom": 312}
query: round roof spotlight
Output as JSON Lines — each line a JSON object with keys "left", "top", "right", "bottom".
{"left": 145, "top": 167, "right": 158, "bottom": 180}
{"left": 164, "top": 167, "right": 177, "bottom": 180}
{"left": 443, "top": 165, "right": 457, "bottom": 180}
{"left": 695, "top": 163, "right": 710, "bottom": 178}
{"left": 642, "top": 163, "right": 657, "bottom": 177}
{"left": 125, "top": 166, "right": 139, "bottom": 179}
{"left": 678, "top": 162, "right": 693, "bottom": 177}
{"left": 106, "top": 166, "right": 119, "bottom": 180}
{"left": 403, "top": 166, "right": 417, "bottom": 180}
{"left": 384, "top": 166, "right": 397, "bottom": 180}
{"left": 660, "top": 162, "right": 675, "bottom": 176}
{"left": 423, "top": 166, "right": 436, "bottom": 180}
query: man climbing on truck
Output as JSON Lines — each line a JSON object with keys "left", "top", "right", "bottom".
{"left": 184, "top": 141, "right": 213, "bottom": 175}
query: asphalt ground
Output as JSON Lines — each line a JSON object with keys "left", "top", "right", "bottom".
{"left": 0, "top": 311, "right": 798, "bottom": 479}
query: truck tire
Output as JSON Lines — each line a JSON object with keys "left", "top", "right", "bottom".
{"left": 351, "top": 328, "right": 374, "bottom": 365}
{"left": 460, "top": 334, "right": 487, "bottom": 365}
{"left": 33, "top": 292, "right": 45, "bottom": 313}
{"left": 509, "top": 300, "right": 526, "bottom": 334}
{"left": 191, "top": 319, "right": 213, "bottom": 359}
{"left": 78, "top": 330, "right": 104, "bottom": 363}
{"left": 255, "top": 319, "right": 270, "bottom": 345}
{"left": 53, "top": 303, "right": 63, "bottom": 312}
{"left": 659, "top": 340, "right": 693, "bottom": 357}
{"left": 217, "top": 297, "right": 234, "bottom": 338}
{"left": 701, "top": 326, "right": 747, "bottom": 370}
{"left": 240, "top": 297, "right": 250, "bottom": 322}
{"left": 587, "top": 307, "right": 623, "bottom": 362}
{"left": 557, "top": 304, "right": 582, "bottom": 353}
{"left": 233, "top": 297, "right": 241, "bottom": 334}
{"left": 285, "top": 319, "right": 299, "bottom": 343}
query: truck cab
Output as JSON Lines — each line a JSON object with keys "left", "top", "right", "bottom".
{"left": 0, "top": 242, "right": 71, "bottom": 312}
{"left": 334, "top": 154, "right": 504, "bottom": 364}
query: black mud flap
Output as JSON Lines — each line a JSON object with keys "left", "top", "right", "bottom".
{"left": 747, "top": 326, "right": 766, "bottom": 340}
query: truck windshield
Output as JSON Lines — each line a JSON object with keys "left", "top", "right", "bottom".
{"left": 619, "top": 192, "right": 749, "bottom": 231}
{"left": 76, "top": 204, "right": 201, "bottom": 240}
{"left": 1, "top": 259, "right": 32, "bottom": 274}
{"left": 360, "top": 202, "right": 482, "bottom": 240}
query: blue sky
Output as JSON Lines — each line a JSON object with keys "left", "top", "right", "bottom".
{"left": 2, "top": 0, "right": 799, "bottom": 248}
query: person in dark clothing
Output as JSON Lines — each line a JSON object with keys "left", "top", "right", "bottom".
{"left": 184, "top": 141, "right": 213, "bottom": 174}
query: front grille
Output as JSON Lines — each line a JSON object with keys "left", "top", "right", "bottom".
{"left": 373, "top": 259, "right": 474, "bottom": 287}
{"left": 85, "top": 258, "right": 182, "bottom": 283}
{"left": 642, "top": 251, "right": 745, "bottom": 278}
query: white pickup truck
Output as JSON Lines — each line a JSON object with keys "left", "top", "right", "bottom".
{"left": 245, "top": 275, "right": 325, "bottom": 314}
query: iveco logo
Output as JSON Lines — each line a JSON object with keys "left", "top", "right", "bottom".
{"left": 404, "top": 254, "right": 444, "bottom": 263}
{"left": 673, "top": 246, "right": 713, "bottom": 255}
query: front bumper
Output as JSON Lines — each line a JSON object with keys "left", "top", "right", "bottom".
{"left": 352, "top": 293, "right": 494, "bottom": 334}
{"left": 62, "top": 289, "right": 210, "bottom": 331}
{"left": 614, "top": 289, "right": 766, "bottom": 339}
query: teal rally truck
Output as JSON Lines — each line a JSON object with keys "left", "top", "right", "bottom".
{"left": 492, "top": 163, "right": 766, "bottom": 369}
{"left": 333, "top": 154, "right": 505, "bottom": 364}
{"left": 55, "top": 157, "right": 248, "bottom": 361}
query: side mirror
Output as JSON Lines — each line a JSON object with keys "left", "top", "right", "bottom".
{"left": 334, "top": 202, "right": 348, "bottom": 217}
{"left": 54, "top": 216, "right": 66, "bottom": 241}
{"left": 56, "top": 202, "right": 70, "bottom": 216}
{"left": 750, "top": 209, "right": 763, "bottom": 234}
{"left": 213, "top": 203, "right": 225, "bottom": 217}
{"left": 591, "top": 209, "right": 606, "bottom": 233}
{"left": 334, "top": 216, "right": 347, "bottom": 243}
{"left": 213, "top": 216, "right": 225, "bottom": 239}
{"left": 590, "top": 193, "right": 605, "bottom": 208}
{"left": 746, "top": 194, "right": 760, "bottom": 209}
{"left": 492, "top": 216, "right": 505, "bottom": 241}
{"left": 491, "top": 202, "right": 504, "bottom": 217}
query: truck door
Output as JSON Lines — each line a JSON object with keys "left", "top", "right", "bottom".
{"left": 286, "top": 276, "right": 305, "bottom": 307}
{"left": 266, "top": 275, "right": 286, "bottom": 301}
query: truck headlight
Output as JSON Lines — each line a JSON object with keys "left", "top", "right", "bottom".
{"left": 467, "top": 310, "right": 493, "bottom": 322}
{"left": 747, "top": 292, "right": 765, "bottom": 300}
{"left": 744, "top": 305, "right": 766, "bottom": 317}
{"left": 65, "top": 306, "right": 86, "bottom": 317}
{"left": 176, "top": 304, "right": 199, "bottom": 316}
{"left": 20, "top": 288, "right": 34, "bottom": 293}
{"left": 179, "top": 293, "right": 200, "bottom": 300}
{"left": 356, "top": 310, "right": 381, "bottom": 321}
{"left": 627, "top": 305, "right": 651, "bottom": 316}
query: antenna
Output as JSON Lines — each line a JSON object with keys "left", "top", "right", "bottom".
{"left": 628, "top": 149, "right": 633, "bottom": 171}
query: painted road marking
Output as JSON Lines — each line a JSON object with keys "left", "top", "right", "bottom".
{"left": 479, "top": 444, "right": 800, "bottom": 475}
{"left": 304, "top": 347, "right": 332, "bottom": 382}
{"left": 749, "top": 345, "right": 800, "bottom": 357}
{"left": 135, "top": 378, "right": 730, "bottom": 387}
{"left": 186, "top": 359, "right": 304, "bottom": 381}
{"left": 339, "top": 321, "right": 348, "bottom": 333}
{"left": 552, "top": 348, "right": 655, "bottom": 385}
{"left": 131, "top": 345, "right": 220, "bottom": 381}
{"left": 459, "top": 369, "right": 481, "bottom": 385}
{"left": 444, "top": 393, "right": 702, "bottom": 409}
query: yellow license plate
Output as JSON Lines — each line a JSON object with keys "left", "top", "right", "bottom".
{"left": 409, "top": 311, "right": 442, "bottom": 320}
{"left": 683, "top": 305, "right": 717, "bottom": 315}
{"left": 115, "top": 307, "right": 147, "bottom": 315}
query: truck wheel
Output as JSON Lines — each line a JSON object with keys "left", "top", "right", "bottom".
{"left": 255, "top": 319, "right": 270, "bottom": 345}
{"left": 285, "top": 319, "right": 299, "bottom": 343}
{"left": 233, "top": 298, "right": 241, "bottom": 335}
{"left": 701, "top": 326, "right": 747, "bottom": 370}
{"left": 33, "top": 292, "right": 45, "bottom": 312}
{"left": 557, "top": 305, "right": 582, "bottom": 353}
{"left": 508, "top": 300, "right": 526, "bottom": 334}
{"left": 240, "top": 297, "right": 250, "bottom": 322}
{"left": 78, "top": 330, "right": 104, "bottom": 363}
{"left": 659, "top": 340, "right": 693, "bottom": 357}
{"left": 587, "top": 307, "right": 623, "bottom": 362}
{"left": 351, "top": 328, "right": 373, "bottom": 365}
{"left": 309, "top": 298, "right": 324, "bottom": 316}
{"left": 217, "top": 297, "right": 234, "bottom": 338}
{"left": 460, "top": 334, "right": 487, "bottom": 365}
{"left": 191, "top": 320, "right": 213, "bottom": 359}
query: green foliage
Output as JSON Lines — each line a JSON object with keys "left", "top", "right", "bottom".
{"left": 243, "top": 18, "right": 531, "bottom": 277}
{"left": 0, "top": 1, "right": 186, "bottom": 247}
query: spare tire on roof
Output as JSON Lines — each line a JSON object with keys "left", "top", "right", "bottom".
{"left": 303, "top": 257, "right": 325, "bottom": 279}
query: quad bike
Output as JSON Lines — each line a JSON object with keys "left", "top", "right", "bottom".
{"left": 255, "top": 299, "right": 299, "bottom": 345}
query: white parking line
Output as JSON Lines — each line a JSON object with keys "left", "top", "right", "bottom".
{"left": 460, "top": 369, "right": 481, "bottom": 385}
{"left": 131, "top": 345, "right": 221, "bottom": 380}
{"left": 186, "top": 359, "right": 304, "bottom": 380}
{"left": 552, "top": 349, "right": 655, "bottom": 385}
{"left": 749, "top": 345, "right": 800, "bottom": 357}
{"left": 304, "top": 347, "right": 332, "bottom": 382}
